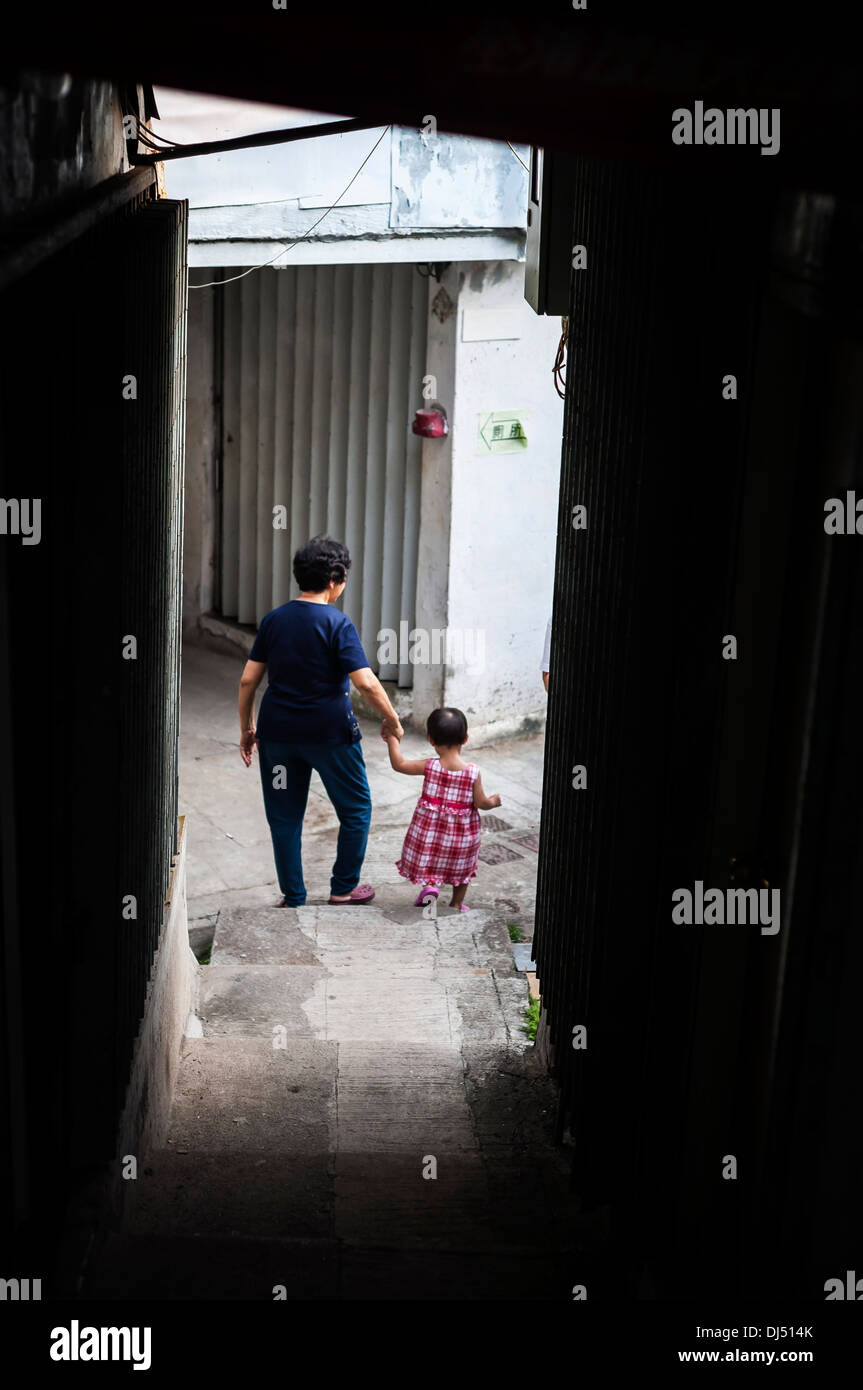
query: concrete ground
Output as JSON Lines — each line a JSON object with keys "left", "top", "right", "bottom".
{"left": 85, "top": 644, "right": 605, "bottom": 1300}
{"left": 180, "top": 643, "right": 546, "bottom": 935}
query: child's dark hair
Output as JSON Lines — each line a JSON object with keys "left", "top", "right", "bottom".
{"left": 293, "top": 535, "right": 351, "bottom": 592}
{"left": 427, "top": 707, "right": 468, "bottom": 748}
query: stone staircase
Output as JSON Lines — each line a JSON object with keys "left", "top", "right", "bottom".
{"left": 84, "top": 901, "right": 597, "bottom": 1299}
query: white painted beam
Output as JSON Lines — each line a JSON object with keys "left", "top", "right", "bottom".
{"left": 188, "top": 233, "right": 524, "bottom": 268}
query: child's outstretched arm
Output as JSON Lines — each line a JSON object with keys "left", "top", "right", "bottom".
{"left": 473, "top": 772, "right": 502, "bottom": 810}
{"left": 386, "top": 734, "right": 430, "bottom": 775}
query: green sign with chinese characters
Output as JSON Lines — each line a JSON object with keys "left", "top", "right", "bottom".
{"left": 477, "top": 410, "right": 529, "bottom": 454}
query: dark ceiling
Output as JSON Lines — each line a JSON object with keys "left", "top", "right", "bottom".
{"left": 8, "top": 1, "right": 863, "bottom": 193}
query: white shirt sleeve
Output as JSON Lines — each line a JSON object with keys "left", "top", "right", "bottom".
{"left": 541, "top": 615, "right": 552, "bottom": 674}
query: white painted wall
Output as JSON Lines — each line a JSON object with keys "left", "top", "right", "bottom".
{"left": 151, "top": 89, "right": 528, "bottom": 266}
{"left": 153, "top": 92, "right": 390, "bottom": 210}
{"left": 413, "top": 261, "right": 564, "bottom": 744}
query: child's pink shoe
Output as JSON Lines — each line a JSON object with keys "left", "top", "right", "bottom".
{"left": 452, "top": 903, "right": 470, "bottom": 912}
{"left": 414, "top": 885, "right": 439, "bottom": 907}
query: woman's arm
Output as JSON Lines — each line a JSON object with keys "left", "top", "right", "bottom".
{"left": 473, "top": 772, "right": 502, "bottom": 811}
{"left": 349, "top": 666, "right": 404, "bottom": 740}
{"left": 238, "top": 659, "right": 267, "bottom": 766}
{"left": 386, "top": 734, "right": 428, "bottom": 775}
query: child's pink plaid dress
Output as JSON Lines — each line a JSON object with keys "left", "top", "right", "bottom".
{"left": 396, "top": 758, "right": 482, "bottom": 887}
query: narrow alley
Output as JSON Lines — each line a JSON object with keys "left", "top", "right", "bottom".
{"left": 6, "top": 11, "right": 863, "bottom": 1343}
{"left": 84, "top": 646, "right": 597, "bottom": 1299}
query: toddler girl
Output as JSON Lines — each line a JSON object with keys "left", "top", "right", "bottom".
{"left": 387, "top": 706, "right": 501, "bottom": 910}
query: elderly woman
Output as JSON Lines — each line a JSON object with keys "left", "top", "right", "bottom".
{"left": 238, "top": 535, "right": 403, "bottom": 906}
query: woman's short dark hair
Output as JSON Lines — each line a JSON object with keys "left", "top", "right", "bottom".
{"left": 427, "top": 707, "right": 468, "bottom": 748}
{"left": 293, "top": 535, "right": 352, "bottom": 592}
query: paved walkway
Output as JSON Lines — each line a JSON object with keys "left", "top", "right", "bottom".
{"left": 86, "top": 644, "right": 599, "bottom": 1300}
{"left": 179, "top": 643, "right": 546, "bottom": 934}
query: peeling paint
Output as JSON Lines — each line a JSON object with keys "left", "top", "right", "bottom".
{"left": 391, "top": 128, "right": 527, "bottom": 232}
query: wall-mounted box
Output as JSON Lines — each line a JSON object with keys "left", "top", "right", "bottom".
{"left": 524, "top": 147, "right": 578, "bottom": 316}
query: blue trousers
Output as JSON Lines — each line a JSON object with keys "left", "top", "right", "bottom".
{"left": 257, "top": 738, "right": 372, "bottom": 905}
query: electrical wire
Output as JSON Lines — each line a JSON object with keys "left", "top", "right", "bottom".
{"left": 135, "top": 128, "right": 175, "bottom": 152}
{"left": 145, "top": 116, "right": 378, "bottom": 162}
{"left": 506, "top": 140, "right": 530, "bottom": 172}
{"left": 139, "top": 125, "right": 188, "bottom": 149}
{"left": 189, "top": 125, "right": 391, "bottom": 290}
{"left": 553, "top": 316, "right": 568, "bottom": 399}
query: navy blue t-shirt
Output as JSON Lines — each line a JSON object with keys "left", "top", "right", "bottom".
{"left": 249, "top": 600, "right": 369, "bottom": 745}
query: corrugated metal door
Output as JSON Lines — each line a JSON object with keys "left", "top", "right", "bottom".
{"left": 533, "top": 158, "right": 771, "bottom": 1294}
{"left": 217, "top": 263, "right": 426, "bottom": 683}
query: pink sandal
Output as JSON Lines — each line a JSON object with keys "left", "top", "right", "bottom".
{"left": 328, "top": 884, "right": 375, "bottom": 905}
{"left": 414, "top": 885, "right": 439, "bottom": 907}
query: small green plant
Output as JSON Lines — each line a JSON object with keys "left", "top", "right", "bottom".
{"left": 523, "top": 996, "right": 540, "bottom": 1040}
{"left": 507, "top": 923, "right": 524, "bottom": 942}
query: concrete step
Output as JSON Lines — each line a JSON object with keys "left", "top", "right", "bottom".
{"left": 167, "top": 1036, "right": 337, "bottom": 1152}
{"left": 127, "top": 1149, "right": 335, "bottom": 1240}
{"left": 125, "top": 1147, "right": 575, "bottom": 1254}
{"left": 199, "top": 963, "right": 327, "bottom": 1038}
{"left": 199, "top": 960, "right": 528, "bottom": 1047}
{"left": 202, "top": 904, "right": 528, "bottom": 1045}
{"left": 331, "top": 1150, "right": 582, "bottom": 1255}
{"left": 144, "top": 1040, "right": 586, "bottom": 1259}
{"left": 167, "top": 1036, "right": 482, "bottom": 1154}
{"left": 211, "top": 898, "right": 519, "bottom": 973}
{"left": 210, "top": 903, "right": 319, "bottom": 966}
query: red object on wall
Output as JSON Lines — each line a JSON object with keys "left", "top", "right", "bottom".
{"left": 412, "top": 404, "right": 448, "bottom": 437}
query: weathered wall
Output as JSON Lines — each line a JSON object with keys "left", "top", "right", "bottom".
{"left": 0, "top": 138, "right": 193, "bottom": 1287}
{"left": 152, "top": 90, "right": 528, "bottom": 267}
{"left": 112, "top": 822, "right": 199, "bottom": 1223}
{"left": 413, "top": 271, "right": 459, "bottom": 719}
{"left": 0, "top": 73, "right": 130, "bottom": 224}
{"left": 413, "top": 260, "right": 564, "bottom": 743}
